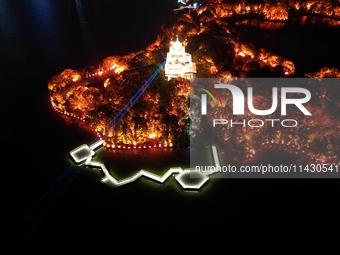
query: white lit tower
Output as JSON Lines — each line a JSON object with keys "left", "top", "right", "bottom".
{"left": 164, "top": 36, "right": 197, "bottom": 81}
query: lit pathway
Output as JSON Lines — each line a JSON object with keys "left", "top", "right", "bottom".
{"left": 70, "top": 141, "right": 220, "bottom": 191}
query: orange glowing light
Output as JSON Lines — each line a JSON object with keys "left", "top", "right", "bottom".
{"left": 149, "top": 133, "right": 157, "bottom": 139}
{"left": 104, "top": 78, "right": 110, "bottom": 88}
{"left": 72, "top": 74, "right": 80, "bottom": 82}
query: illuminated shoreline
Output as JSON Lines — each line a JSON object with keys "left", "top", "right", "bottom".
{"left": 49, "top": 0, "right": 340, "bottom": 164}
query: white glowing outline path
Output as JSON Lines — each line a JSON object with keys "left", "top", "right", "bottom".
{"left": 70, "top": 140, "right": 220, "bottom": 191}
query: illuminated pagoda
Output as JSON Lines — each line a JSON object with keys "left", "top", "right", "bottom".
{"left": 164, "top": 36, "right": 197, "bottom": 80}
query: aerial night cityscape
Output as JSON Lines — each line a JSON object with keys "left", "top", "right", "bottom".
{"left": 2, "top": 0, "right": 340, "bottom": 253}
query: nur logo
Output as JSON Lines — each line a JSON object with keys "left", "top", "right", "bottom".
{"left": 200, "top": 84, "right": 312, "bottom": 116}
{"left": 195, "top": 79, "right": 313, "bottom": 128}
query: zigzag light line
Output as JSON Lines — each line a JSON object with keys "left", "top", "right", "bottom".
{"left": 85, "top": 157, "right": 186, "bottom": 188}
{"left": 70, "top": 142, "right": 216, "bottom": 190}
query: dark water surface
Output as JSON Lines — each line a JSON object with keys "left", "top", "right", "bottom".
{"left": 1, "top": 1, "right": 340, "bottom": 253}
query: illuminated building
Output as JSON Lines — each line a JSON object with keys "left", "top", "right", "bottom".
{"left": 164, "top": 36, "right": 197, "bottom": 80}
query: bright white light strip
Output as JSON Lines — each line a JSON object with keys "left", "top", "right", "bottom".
{"left": 212, "top": 145, "right": 220, "bottom": 168}
{"left": 70, "top": 141, "right": 216, "bottom": 190}
{"left": 203, "top": 145, "right": 221, "bottom": 176}
{"left": 175, "top": 170, "right": 209, "bottom": 190}
{"left": 90, "top": 139, "right": 104, "bottom": 150}
{"left": 70, "top": 144, "right": 95, "bottom": 164}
